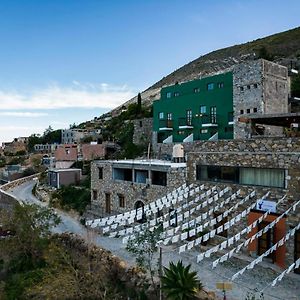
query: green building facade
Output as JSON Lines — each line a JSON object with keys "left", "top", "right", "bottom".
{"left": 153, "top": 72, "right": 234, "bottom": 143}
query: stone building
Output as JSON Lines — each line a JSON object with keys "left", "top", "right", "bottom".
{"left": 185, "top": 137, "right": 300, "bottom": 269}
{"left": 89, "top": 159, "right": 186, "bottom": 217}
{"left": 233, "top": 59, "right": 289, "bottom": 139}
{"left": 133, "top": 118, "right": 153, "bottom": 146}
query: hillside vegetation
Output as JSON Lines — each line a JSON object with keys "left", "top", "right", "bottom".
{"left": 111, "top": 26, "right": 300, "bottom": 115}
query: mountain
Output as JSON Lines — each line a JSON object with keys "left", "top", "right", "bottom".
{"left": 111, "top": 26, "right": 300, "bottom": 116}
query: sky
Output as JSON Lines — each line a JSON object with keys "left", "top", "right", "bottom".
{"left": 0, "top": 0, "right": 299, "bottom": 144}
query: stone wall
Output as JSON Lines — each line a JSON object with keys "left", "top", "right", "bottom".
{"left": 0, "top": 174, "right": 39, "bottom": 211}
{"left": 133, "top": 118, "right": 153, "bottom": 146}
{"left": 89, "top": 160, "right": 186, "bottom": 217}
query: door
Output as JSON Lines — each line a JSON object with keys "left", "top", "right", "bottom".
{"left": 295, "top": 229, "right": 300, "bottom": 274}
{"left": 210, "top": 106, "right": 217, "bottom": 123}
{"left": 105, "top": 193, "right": 111, "bottom": 214}
{"left": 258, "top": 221, "right": 274, "bottom": 260}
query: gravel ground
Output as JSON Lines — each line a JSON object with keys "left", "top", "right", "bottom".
{"left": 8, "top": 181, "right": 300, "bottom": 300}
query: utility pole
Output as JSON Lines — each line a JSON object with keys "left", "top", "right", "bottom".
{"left": 159, "top": 246, "right": 163, "bottom": 300}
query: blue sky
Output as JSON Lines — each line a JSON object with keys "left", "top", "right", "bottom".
{"left": 0, "top": 0, "right": 299, "bottom": 143}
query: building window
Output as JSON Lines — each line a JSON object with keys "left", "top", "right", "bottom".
{"left": 98, "top": 167, "right": 103, "bottom": 179}
{"left": 93, "top": 190, "right": 97, "bottom": 200}
{"left": 118, "top": 194, "right": 125, "bottom": 208}
{"left": 207, "top": 83, "right": 214, "bottom": 91}
{"left": 224, "top": 126, "right": 233, "bottom": 133}
{"left": 253, "top": 108, "right": 258, "bottom": 113}
{"left": 210, "top": 106, "right": 217, "bottom": 123}
{"left": 196, "top": 165, "right": 285, "bottom": 188}
{"left": 178, "top": 130, "right": 185, "bottom": 135}
{"left": 240, "top": 109, "right": 244, "bottom": 114}
{"left": 194, "top": 87, "right": 200, "bottom": 93}
{"left": 152, "top": 171, "right": 167, "bottom": 186}
{"left": 200, "top": 129, "right": 208, "bottom": 134}
{"left": 139, "top": 121, "right": 143, "bottom": 127}
{"left": 247, "top": 109, "right": 251, "bottom": 114}
{"left": 166, "top": 92, "right": 172, "bottom": 98}
{"left": 186, "top": 109, "right": 192, "bottom": 125}
{"left": 174, "top": 92, "right": 180, "bottom": 97}
{"left": 247, "top": 85, "right": 251, "bottom": 89}
{"left": 159, "top": 112, "right": 164, "bottom": 119}
{"left": 218, "top": 82, "right": 224, "bottom": 88}
{"left": 200, "top": 105, "right": 206, "bottom": 114}
{"left": 254, "top": 83, "right": 258, "bottom": 88}
{"left": 240, "top": 86, "right": 244, "bottom": 92}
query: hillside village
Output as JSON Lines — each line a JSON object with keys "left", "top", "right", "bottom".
{"left": 1, "top": 26, "right": 300, "bottom": 299}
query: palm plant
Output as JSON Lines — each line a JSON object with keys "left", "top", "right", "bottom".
{"left": 161, "top": 260, "right": 202, "bottom": 300}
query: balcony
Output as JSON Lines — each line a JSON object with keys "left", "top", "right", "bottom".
{"left": 200, "top": 114, "right": 218, "bottom": 127}
{"left": 159, "top": 119, "right": 173, "bottom": 131}
{"left": 228, "top": 112, "right": 234, "bottom": 125}
{"left": 178, "top": 117, "right": 194, "bottom": 129}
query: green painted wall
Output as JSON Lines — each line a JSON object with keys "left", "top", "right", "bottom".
{"left": 153, "top": 72, "right": 233, "bottom": 142}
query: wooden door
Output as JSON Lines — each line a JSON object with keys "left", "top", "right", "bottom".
{"left": 105, "top": 193, "right": 111, "bottom": 214}
{"left": 258, "top": 222, "right": 274, "bottom": 260}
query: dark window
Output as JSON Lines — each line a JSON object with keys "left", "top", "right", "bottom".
{"left": 240, "top": 86, "right": 244, "bottom": 92}
{"left": 247, "top": 85, "right": 251, "bottom": 89}
{"left": 253, "top": 108, "right": 258, "bottom": 113}
{"left": 240, "top": 110, "right": 244, "bottom": 114}
{"left": 174, "top": 92, "right": 179, "bottom": 97}
{"left": 194, "top": 87, "right": 200, "bottom": 93}
{"left": 197, "top": 165, "right": 285, "bottom": 188}
{"left": 118, "top": 194, "right": 125, "bottom": 208}
{"left": 225, "top": 126, "right": 233, "bottom": 132}
{"left": 152, "top": 171, "right": 167, "bottom": 186}
{"left": 218, "top": 82, "right": 224, "bottom": 88}
{"left": 196, "top": 165, "right": 239, "bottom": 183}
{"left": 254, "top": 83, "right": 258, "bottom": 88}
{"left": 98, "top": 167, "right": 103, "bottom": 179}
{"left": 207, "top": 83, "right": 214, "bottom": 91}
{"left": 247, "top": 109, "right": 251, "bottom": 114}
{"left": 113, "top": 168, "right": 132, "bottom": 181}
{"left": 93, "top": 190, "right": 97, "bottom": 200}
{"left": 166, "top": 92, "right": 172, "bottom": 98}
{"left": 139, "top": 121, "right": 143, "bottom": 127}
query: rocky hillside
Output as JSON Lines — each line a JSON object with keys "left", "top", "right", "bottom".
{"left": 111, "top": 26, "right": 300, "bottom": 115}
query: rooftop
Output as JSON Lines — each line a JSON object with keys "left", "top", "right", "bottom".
{"left": 95, "top": 159, "right": 186, "bottom": 168}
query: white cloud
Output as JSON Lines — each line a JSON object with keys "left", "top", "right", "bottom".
{"left": 0, "top": 111, "right": 48, "bottom": 117}
{"left": 0, "top": 82, "right": 136, "bottom": 110}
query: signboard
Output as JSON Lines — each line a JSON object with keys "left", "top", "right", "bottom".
{"left": 256, "top": 199, "right": 277, "bottom": 213}
{"left": 216, "top": 282, "right": 233, "bottom": 290}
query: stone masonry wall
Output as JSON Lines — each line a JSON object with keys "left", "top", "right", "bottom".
{"left": 133, "top": 118, "right": 153, "bottom": 146}
{"left": 89, "top": 161, "right": 186, "bottom": 217}
{"left": 232, "top": 59, "right": 288, "bottom": 139}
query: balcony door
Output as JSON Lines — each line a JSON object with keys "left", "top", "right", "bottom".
{"left": 258, "top": 221, "right": 274, "bottom": 261}
{"left": 210, "top": 106, "right": 217, "bottom": 123}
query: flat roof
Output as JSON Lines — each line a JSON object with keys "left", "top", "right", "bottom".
{"left": 95, "top": 159, "right": 186, "bottom": 168}
{"left": 49, "top": 168, "right": 82, "bottom": 172}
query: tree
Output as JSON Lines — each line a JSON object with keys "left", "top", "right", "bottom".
{"left": 126, "top": 225, "right": 162, "bottom": 290}
{"left": 137, "top": 93, "right": 142, "bottom": 114}
{"left": 161, "top": 261, "right": 202, "bottom": 300}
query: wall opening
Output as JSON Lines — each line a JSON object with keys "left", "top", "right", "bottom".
{"left": 152, "top": 171, "right": 167, "bottom": 186}
{"left": 113, "top": 168, "right": 133, "bottom": 181}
